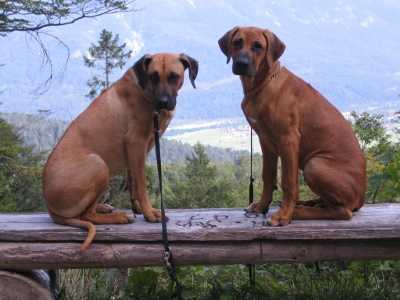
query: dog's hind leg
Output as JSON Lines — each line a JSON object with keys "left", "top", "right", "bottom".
{"left": 293, "top": 205, "right": 352, "bottom": 220}
{"left": 303, "top": 157, "right": 362, "bottom": 212}
{"left": 296, "top": 198, "right": 326, "bottom": 207}
{"left": 82, "top": 203, "right": 134, "bottom": 225}
{"left": 46, "top": 153, "right": 118, "bottom": 250}
{"left": 96, "top": 203, "right": 115, "bottom": 213}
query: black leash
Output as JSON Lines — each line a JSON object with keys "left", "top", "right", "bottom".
{"left": 154, "top": 110, "right": 254, "bottom": 295}
{"left": 247, "top": 127, "right": 256, "bottom": 288}
{"left": 153, "top": 111, "right": 184, "bottom": 300}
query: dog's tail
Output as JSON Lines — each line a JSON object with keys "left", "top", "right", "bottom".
{"left": 49, "top": 212, "right": 96, "bottom": 251}
{"left": 62, "top": 218, "right": 96, "bottom": 252}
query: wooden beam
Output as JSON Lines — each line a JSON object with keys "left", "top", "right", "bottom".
{"left": 1, "top": 239, "right": 400, "bottom": 269}
{"left": 0, "top": 204, "right": 400, "bottom": 269}
{"left": 1, "top": 204, "right": 400, "bottom": 243}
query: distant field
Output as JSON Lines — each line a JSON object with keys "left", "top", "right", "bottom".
{"left": 166, "top": 117, "right": 262, "bottom": 153}
{"left": 166, "top": 108, "right": 399, "bottom": 152}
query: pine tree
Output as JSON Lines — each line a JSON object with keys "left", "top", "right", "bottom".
{"left": 184, "top": 143, "right": 217, "bottom": 181}
{"left": 169, "top": 143, "right": 235, "bottom": 208}
{"left": 0, "top": 118, "right": 44, "bottom": 212}
{"left": 84, "top": 29, "right": 132, "bottom": 98}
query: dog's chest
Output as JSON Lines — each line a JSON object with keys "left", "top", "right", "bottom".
{"left": 241, "top": 98, "right": 270, "bottom": 130}
{"left": 242, "top": 97, "right": 279, "bottom": 151}
{"left": 159, "top": 111, "right": 174, "bottom": 133}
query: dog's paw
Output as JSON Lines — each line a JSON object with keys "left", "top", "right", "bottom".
{"left": 144, "top": 208, "right": 162, "bottom": 223}
{"left": 245, "top": 201, "right": 268, "bottom": 214}
{"left": 267, "top": 210, "right": 291, "bottom": 227}
{"left": 96, "top": 203, "right": 115, "bottom": 213}
{"left": 117, "top": 212, "right": 135, "bottom": 224}
{"left": 126, "top": 213, "right": 135, "bottom": 223}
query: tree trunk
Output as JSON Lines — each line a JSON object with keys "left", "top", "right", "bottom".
{"left": 105, "top": 52, "right": 109, "bottom": 88}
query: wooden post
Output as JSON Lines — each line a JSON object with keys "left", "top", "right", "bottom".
{"left": 0, "top": 270, "right": 54, "bottom": 300}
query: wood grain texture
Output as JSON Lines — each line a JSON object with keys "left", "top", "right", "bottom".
{"left": 0, "top": 204, "right": 399, "bottom": 269}
{"left": 0, "top": 204, "right": 400, "bottom": 242}
{"left": 0, "top": 240, "right": 400, "bottom": 269}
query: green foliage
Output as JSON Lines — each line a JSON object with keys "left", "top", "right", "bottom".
{"left": 350, "top": 111, "right": 400, "bottom": 202}
{"left": 370, "top": 148, "right": 400, "bottom": 200}
{"left": 84, "top": 29, "right": 132, "bottom": 98}
{"left": 167, "top": 143, "right": 237, "bottom": 208}
{"left": 394, "top": 112, "right": 400, "bottom": 134}
{"left": 351, "top": 111, "right": 388, "bottom": 151}
{"left": 58, "top": 261, "right": 400, "bottom": 300}
{"left": 0, "top": 0, "right": 131, "bottom": 35}
{"left": 0, "top": 118, "right": 44, "bottom": 211}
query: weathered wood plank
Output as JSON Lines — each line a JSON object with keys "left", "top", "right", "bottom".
{"left": 1, "top": 239, "right": 399, "bottom": 269}
{"left": 0, "top": 204, "right": 399, "bottom": 269}
{"left": 0, "top": 204, "right": 399, "bottom": 242}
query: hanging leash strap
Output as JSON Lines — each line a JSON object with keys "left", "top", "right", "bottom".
{"left": 247, "top": 127, "right": 256, "bottom": 288}
{"left": 153, "top": 111, "right": 184, "bottom": 300}
{"left": 249, "top": 128, "right": 255, "bottom": 207}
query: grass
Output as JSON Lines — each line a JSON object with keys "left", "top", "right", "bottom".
{"left": 57, "top": 261, "right": 400, "bottom": 300}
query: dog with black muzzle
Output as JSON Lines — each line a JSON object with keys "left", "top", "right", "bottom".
{"left": 43, "top": 53, "right": 198, "bottom": 251}
{"left": 219, "top": 26, "right": 365, "bottom": 226}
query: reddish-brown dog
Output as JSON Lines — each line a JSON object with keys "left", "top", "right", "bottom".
{"left": 219, "top": 26, "right": 366, "bottom": 226}
{"left": 43, "top": 53, "right": 198, "bottom": 250}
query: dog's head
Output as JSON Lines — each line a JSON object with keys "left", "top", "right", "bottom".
{"left": 218, "top": 26, "right": 285, "bottom": 77}
{"left": 133, "top": 53, "right": 198, "bottom": 111}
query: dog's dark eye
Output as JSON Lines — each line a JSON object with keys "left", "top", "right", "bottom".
{"left": 168, "top": 72, "right": 180, "bottom": 85}
{"left": 149, "top": 72, "right": 160, "bottom": 85}
{"left": 252, "top": 41, "right": 263, "bottom": 52}
{"left": 233, "top": 38, "right": 243, "bottom": 50}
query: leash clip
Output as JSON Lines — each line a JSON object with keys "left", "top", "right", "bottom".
{"left": 163, "top": 249, "right": 172, "bottom": 269}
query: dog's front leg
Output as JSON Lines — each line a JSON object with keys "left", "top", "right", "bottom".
{"left": 246, "top": 142, "right": 277, "bottom": 214}
{"left": 268, "top": 134, "right": 299, "bottom": 226}
{"left": 126, "top": 138, "right": 161, "bottom": 223}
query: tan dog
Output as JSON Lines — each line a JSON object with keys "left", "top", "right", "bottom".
{"left": 43, "top": 53, "right": 198, "bottom": 250}
{"left": 219, "top": 26, "right": 366, "bottom": 226}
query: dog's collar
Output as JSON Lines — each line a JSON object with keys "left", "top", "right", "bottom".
{"left": 244, "top": 62, "right": 281, "bottom": 98}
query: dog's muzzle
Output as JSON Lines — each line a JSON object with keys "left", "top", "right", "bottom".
{"left": 155, "top": 94, "right": 176, "bottom": 111}
{"left": 232, "top": 54, "right": 255, "bottom": 76}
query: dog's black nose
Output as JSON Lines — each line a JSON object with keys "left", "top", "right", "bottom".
{"left": 159, "top": 95, "right": 169, "bottom": 104}
{"left": 233, "top": 54, "right": 251, "bottom": 75}
{"left": 236, "top": 55, "right": 251, "bottom": 67}
{"left": 156, "top": 94, "right": 176, "bottom": 111}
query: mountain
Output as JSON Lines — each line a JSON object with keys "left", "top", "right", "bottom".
{"left": 1, "top": 0, "right": 399, "bottom": 122}
{"left": 0, "top": 0, "right": 400, "bottom": 120}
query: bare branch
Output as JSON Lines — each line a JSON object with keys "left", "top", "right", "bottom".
{"left": 1, "top": 1, "right": 136, "bottom": 34}
{"left": 0, "top": 0, "right": 136, "bottom": 93}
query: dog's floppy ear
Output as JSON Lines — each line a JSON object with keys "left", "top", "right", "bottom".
{"left": 218, "top": 26, "right": 239, "bottom": 64}
{"left": 263, "top": 29, "right": 285, "bottom": 64}
{"left": 179, "top": 53, "right": 199, "bottom": 89}
{"left": 133, "top": 54, "right": 152, "bottom": 89}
